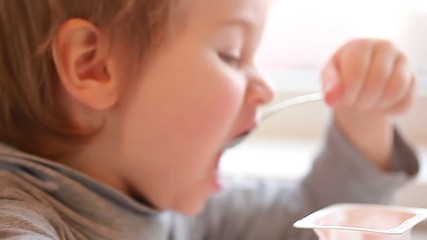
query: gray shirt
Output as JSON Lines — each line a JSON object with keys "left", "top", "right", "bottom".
{"left": 0, "top": 123, "right": 419, "bottom": 240}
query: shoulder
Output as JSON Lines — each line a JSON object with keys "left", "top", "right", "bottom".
{"left": 0, "top": 200, "right": 60, "bottom": 239}
{"left": 0, "top": 171, "right": 61, "bottom": 239}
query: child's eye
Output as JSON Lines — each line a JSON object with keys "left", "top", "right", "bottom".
{"left": 218, "top": 52, "right": 242, "bottom": 68}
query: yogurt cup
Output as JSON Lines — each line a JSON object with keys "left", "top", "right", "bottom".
{"left": 294, "top": 203, "right": 427, "bottom": 240}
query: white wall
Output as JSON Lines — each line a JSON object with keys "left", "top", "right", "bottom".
{"left": 256, "top": 0, "right": 427, "bottom": 72}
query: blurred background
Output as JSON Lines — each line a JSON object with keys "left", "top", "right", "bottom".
{"left": 220, "top": 0, "right": 427, "bottom": 235}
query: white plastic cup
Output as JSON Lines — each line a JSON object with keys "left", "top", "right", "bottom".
{"left": 294, "top": 204, "right": 427, "bottom": 240}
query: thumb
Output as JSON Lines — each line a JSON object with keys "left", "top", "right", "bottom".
{"left": 321, "top": 62, "right": 343, "bottom": 106}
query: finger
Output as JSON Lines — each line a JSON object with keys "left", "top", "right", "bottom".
{"left": 321, "top": 61, "right": 343, "bottom": 106}
{"left": 336, "top": 39, "right": 374, "bottom": 107}
{"left": 386, "top": 75, "right": 417, "bottom": 115}
{"left": 356, "top": 41, "right": 397, "bottom": 110}
{"left": 377, "top": 55, "right": 412, "bottom": 110}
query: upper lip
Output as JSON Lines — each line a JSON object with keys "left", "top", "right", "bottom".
{"left": 221, "top": 122, "right": 257, "bottom": 150}
{"left": 231, "top": 122, "right": 257, "bottom": 139}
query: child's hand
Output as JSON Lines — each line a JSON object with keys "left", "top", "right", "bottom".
{"left": 322, "top": 39, "right": 416, "bottom": 113}
{"left": 321, "top": 39, "right": 417, "bottom": 170}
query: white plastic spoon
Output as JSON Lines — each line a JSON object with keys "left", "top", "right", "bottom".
{"left": 225, "top": 82, "right": 427, "bottom": 149}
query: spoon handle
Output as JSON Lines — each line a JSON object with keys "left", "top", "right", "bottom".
{"left": 261, "top": 88, "right": 427, "bottom": 121}
{"left": 261, "top": 92, "right": 324, "bottom": 121}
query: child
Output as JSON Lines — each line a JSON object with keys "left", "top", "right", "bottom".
{"left": 0, "top": 0, "right": 419, "bottom": 239}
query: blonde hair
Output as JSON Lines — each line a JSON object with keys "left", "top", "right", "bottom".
{"left": 0, "top": 0, "right": 174, "bottom": 158}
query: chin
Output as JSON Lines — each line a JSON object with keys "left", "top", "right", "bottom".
{"left": 172, "top": 195, "right": 210, "bottom": 216}
{"left": 179, "top": 202, "right": 207, "bottom": 216}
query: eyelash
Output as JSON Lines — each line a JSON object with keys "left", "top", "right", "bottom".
{"left": 218, "top": 52, "right": 242, "bottom": 68}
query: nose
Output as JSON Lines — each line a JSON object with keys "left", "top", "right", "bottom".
{"left": 246, "top": 71, "right": 275, "bottom": 106}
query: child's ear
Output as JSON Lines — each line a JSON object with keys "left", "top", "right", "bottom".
{"left": 52, "top": 18, "right": 118, "bottom": 110}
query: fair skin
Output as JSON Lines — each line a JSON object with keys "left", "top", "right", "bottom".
{"left": 324, "top": 40, "right": 416, "bottom": 170}
{"left": 51, "top": 0, "right": 416, "bottom": 215}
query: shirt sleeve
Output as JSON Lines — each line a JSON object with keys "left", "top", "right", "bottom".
{"left": 176, "top": 121, "right": 420, "bottom": 240}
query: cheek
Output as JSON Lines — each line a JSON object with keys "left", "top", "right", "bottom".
{"left": 161, "top": 54, "right": 245, "bottom": 148}
{"left": 188, "top": 73, "right": 245, "bottom": 142}
{"left": 115, "top": 48, "right": 245, "bottom": 211}
{"left": 187, "top": 59, "right": 246, "bottom": 133}
{"left": 199, "top": 88, "right": 241, "bottom": 134}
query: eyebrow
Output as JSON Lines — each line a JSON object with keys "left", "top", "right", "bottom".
{"left": 219, "top": 16, "right": 256, "bottom": 36}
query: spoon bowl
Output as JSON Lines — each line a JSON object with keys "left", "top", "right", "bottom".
{"left": 225, "top": 92, "right": 324, "bottom": 149}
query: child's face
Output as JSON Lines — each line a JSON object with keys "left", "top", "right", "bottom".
{"left": 116, "top": 0, "right": 272, "bottom": 214}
